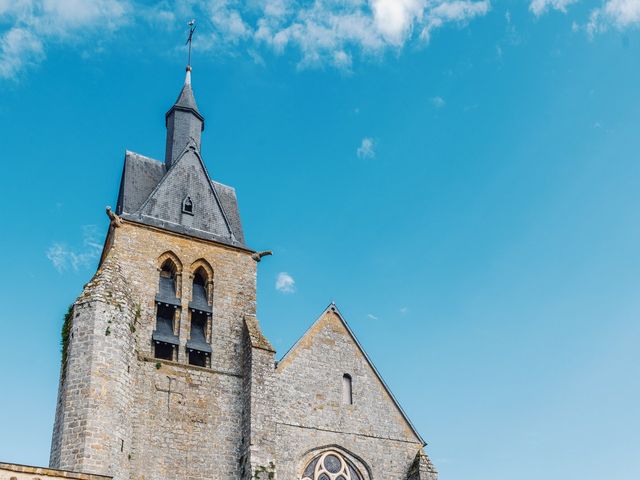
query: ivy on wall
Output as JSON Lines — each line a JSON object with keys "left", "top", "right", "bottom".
{"left": 61, "top": 304, "right": 74, "bottom": 381}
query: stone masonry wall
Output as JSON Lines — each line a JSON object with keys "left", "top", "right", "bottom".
{"left": 108, "top": 220, "right": 256, "bottom": 480}
{"left": 273, "top": 307, "right": 426, "bottom": 479}
{"left": 49, "top": 253, "right": 137, "bottom": 478}
{"left": 241, "top": 316, "right": 277, "bottom": 480}
{"left": 50, "top": 218, "right": 437, "bottom": 480}
{"left": 0, "top": 463, "right": 111, "bottom": 480}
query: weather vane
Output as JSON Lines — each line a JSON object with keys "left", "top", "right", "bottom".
{"left": 186, "top": 19, "right": 196, "bottom": 67}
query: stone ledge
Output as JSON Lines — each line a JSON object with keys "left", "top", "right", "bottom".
{"left": 0, "top": 462, "right": 111, "bottom": 480}
{"left": 138, "top": 353, "right": 243, "bottom": 377}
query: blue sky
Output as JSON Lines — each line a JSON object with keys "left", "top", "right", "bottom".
{"left": 1, "top": 1, "right": 640, "bottom": 479}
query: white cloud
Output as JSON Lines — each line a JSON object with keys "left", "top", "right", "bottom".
{"left": 587, "top": 0, "right": 640, "bottom": 35}
{"left": 530, "top": 0, "right": 640, "bottom": 34}
{"left": 47, "top": 225, "right": 102, "bottom": 273}
{"left": 367, "top": 313, "right": 379, "bottom": 320}
{"left": 431, "top": 96, "right": 446, "bottom": 108}
{"left": 399, "top": 307, "right": 409, "bottom": 314}
{"left": 421, "top": 0, "right": 491, "bottom": 43}
{"left": 605, "top": 0, "right": 640, "bottom": 26}
{"left": 371, "top": 0, "right": 426, "bottom": 46}
{"left": 0, "top": 28, "right": 44, "bottom": 79}
{"left": 1, "top": 0, "right": 492, "bottom": 76}
{"left": 0, "top": 0, "right": 130, "bottom": 79}
{"left": 275, "top": 272, "right": 295, "bottom": 293}
{"left": 357, "top": 137, "right": 376, "bottom": 159}
{"left": 205, "top": 0, "right": 251, "bottom": 43}
{"left": 529, "top": 0, "right": 577, "bottom": 17}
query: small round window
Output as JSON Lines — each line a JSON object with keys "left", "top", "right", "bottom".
{"left": 302, "top": 451, "right": 363, "bottom": 480}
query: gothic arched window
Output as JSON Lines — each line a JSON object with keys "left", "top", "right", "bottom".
{"left": 187, "top": 266, "right": 212, "bottom": 367}
{"left": 302, "top": 451, "right": 364, "bottom": 480}
{"left": 152, "top": 257, "right": 181, "bottom": 361}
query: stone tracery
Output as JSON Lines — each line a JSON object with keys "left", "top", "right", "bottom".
{"left": 302, "top": 451, "right": 363, "bottom": 480}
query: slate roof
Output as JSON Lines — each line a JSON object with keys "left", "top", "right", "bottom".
{"left": 166, "top": 80, "right": 205, "bottom": 127}
{"left": 115, "top": 149, "right": 248, "bottom": 250}
{"left": 115, "top": 68, "right": 247, "bottom": 250}
{"left": 174, "top": 83, "right": 201, "bottom": 115}
{"left": 116, "top": 151, "right": 165, "bottom": 214}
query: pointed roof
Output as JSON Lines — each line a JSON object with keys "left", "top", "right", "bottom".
{"left": 115, "top": 146, "right": 248, "bottom": 250}
{"left": 278, "top": 303, "right": 426, "bottom": 445}
{"left": 115, "top": 65, "right": 247, "bottom": 250}
{"left": 166, "top": 67, "right": 204, "bottom": 126}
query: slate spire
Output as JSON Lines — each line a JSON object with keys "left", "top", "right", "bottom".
{"left": 164, "top": 65, "right": 205, "bottom": 169}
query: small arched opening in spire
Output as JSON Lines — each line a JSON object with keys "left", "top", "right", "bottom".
{"left": 182, "top": 196, "right": 194, "bottom": 215}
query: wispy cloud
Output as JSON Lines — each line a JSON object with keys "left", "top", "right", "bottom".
{"left": 430, "top": 96, "right": 446, "bottom": 108}
{"left": 251, "top": 0, "right": 491, "bottom": 68}
{"left": 357, "top": 137, "right": 376, "bottom": 159}
{"left": 0, "top": 0, "right": 130, "bottom": 79}
{"left": 530, "top": 0, "right": 640, "bottom": 35}
{"left": 275, "top": 271, "right": 295, "bottom": 294}
{"left": 5, "top": 0, "right": 640, "bottom": 78}
{"left": 1, "top": 0, "right": 492, "bottom": 77}
{"left": 399, "top": 307, "right": 409, "bottom": 314}
{"left": 47, "top": 225, "right": 103, "bottom": 273}
{"left": 419, "top": 0, "right": 491, "bottom": 43}
{"left": 367, "top": 313, "right": 379, "bottom": 320}
{"left": 529, "top": 0, "right": 578, "bottom": 17}
{"left": 586, "top": 0, "right": 640, "bottom": 36}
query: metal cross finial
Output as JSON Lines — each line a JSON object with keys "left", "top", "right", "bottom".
{"left": 186, "top": 19, "right": 196, "bottom": 67}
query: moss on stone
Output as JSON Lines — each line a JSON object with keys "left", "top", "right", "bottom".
{"left": 252, "top": 463, "right": 275, "bottom": 479}
{"left": 61, "top": 304, "right": 74, "bottom": 381}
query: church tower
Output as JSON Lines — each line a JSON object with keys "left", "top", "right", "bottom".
{"left": 50, "top": 64, "right": 258, "bottom": 480}
{"left": 48, "top": 54, "right": 438, "bottom": 480}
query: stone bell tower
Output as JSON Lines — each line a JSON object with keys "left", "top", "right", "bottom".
{"left": 47, "top": 28, "right": 439, "bottom": 480}
{"left": 49, "top": 62, "right": 260, "bottom": 480}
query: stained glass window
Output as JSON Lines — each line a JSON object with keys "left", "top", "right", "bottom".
{"left": 302, "top": 451, "right": 363, "bottom": 480}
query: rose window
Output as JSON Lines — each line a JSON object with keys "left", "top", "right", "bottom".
{"left": 302, "top": 451, "right": 363, "bottom": 480}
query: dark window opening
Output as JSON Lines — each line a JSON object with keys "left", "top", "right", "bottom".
{"left": 153, "top": 256, "right": 181, "bottom": 359}
{"left": 188, "top": 350, "right": 207, "bottom": 367}
{"left": 191, "top": 268, "right": 211, "bottom": 310}
{"left": 342, "top": 374, "right": 353, "bottom": 405}
{"left": 154, "top": 342, "right": 173, "bottom": 360}
{"left": 156, "top": 304, "right": 175, "bottom": 329}
{"left": 152, "top": 304, "right": 178, "bottom": 357}
{"left": 182, "top": 196, "right": 194, "bottom": 215}
{"left": 160, "top": 260, "right": 176, "bottom": 278}
{"left": 157, "top": 260, "right": 178, "bottom": 302}
{"left": 187, "top": 310, "right": 210, "bottom": 366}
{"left": 156, "top": 259, "right": 180, "bottom": 308}
{"left": 194, "top": 270, "right": 206, "bottom": 287}
{"left": 191, "top": 312, "right": 206, "bottom": 339}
